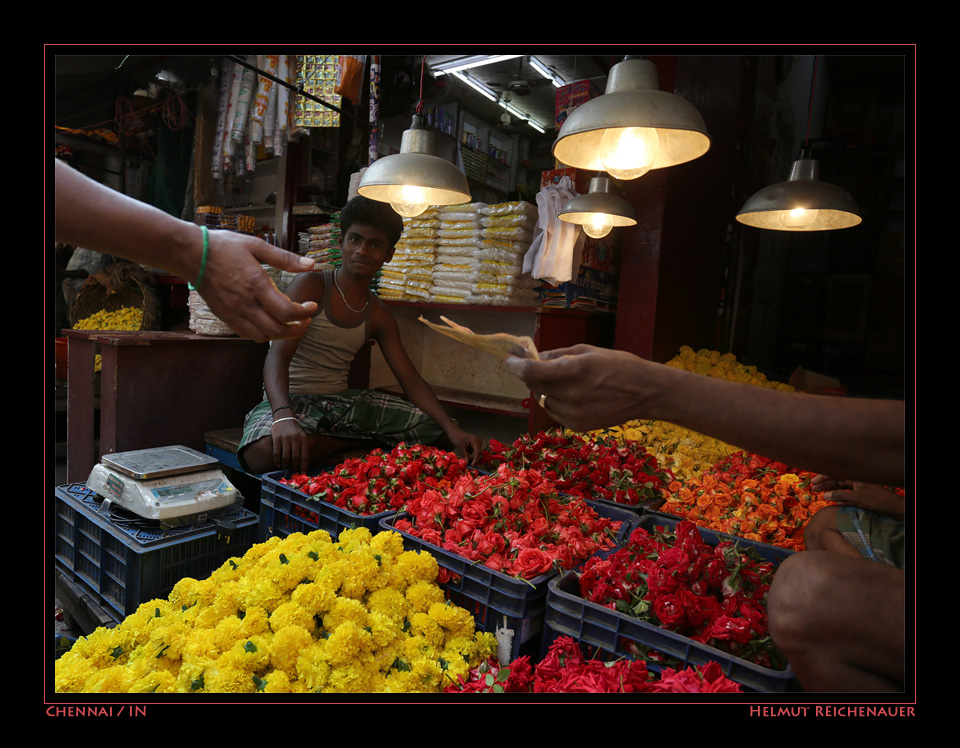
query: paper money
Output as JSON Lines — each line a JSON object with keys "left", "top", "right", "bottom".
{"left": 419, "top": 315, "right": 540, "bottom": 360}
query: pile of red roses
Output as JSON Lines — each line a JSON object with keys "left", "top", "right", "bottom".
{"left": 280, "top": 443, "right": 469, "bottom": 516}
{"left": 578, "top": 520, "right": 785, "bottom": 670}
{"left": 445, "top": 635, "right": 742, "bottom": 693}
{"left": 481, "top": 429, "right": 675, "bottom": 509}
{"left": 392, "top": 462, "right": 623, "bottom": 580}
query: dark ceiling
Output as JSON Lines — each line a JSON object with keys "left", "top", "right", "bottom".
{"left": 51, "top": 51, "right": 909, "bottom": 160}
{"left": 51, "top": 53, "right": 616, "bottom": 146}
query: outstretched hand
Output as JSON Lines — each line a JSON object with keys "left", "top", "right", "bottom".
{"left": 505, "top": 344, "right": 653, "bottom": 432}
{"left": 199, "top": 231, "right": 318, "bottom": 342}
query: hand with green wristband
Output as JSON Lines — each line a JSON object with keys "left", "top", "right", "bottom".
{"left": 54, "top": 158, "right": 317, "bottom": 342}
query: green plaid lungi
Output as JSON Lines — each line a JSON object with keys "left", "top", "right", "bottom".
{"left": 237, "top": 389, "right": 446, "bottom": 471}
{"left": 836, "top": 506, "right": 906, "bottom": 570}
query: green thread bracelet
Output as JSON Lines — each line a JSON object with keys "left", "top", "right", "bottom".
{"left": 188, "top": 225, "right": 209, "bottom": 292}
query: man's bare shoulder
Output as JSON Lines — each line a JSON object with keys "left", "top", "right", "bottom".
{"left": 286, "top": 269, "right": 327, "bottom": 304}
{"left": 368, "top": 295, "right": 402, "bottom": 337}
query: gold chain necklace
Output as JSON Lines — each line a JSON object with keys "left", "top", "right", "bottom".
{"left": 333, "top": 269, "right": 369, "bottom": 314}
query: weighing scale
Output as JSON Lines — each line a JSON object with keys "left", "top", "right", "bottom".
{"left": 85, "top": 445, "right": 243, "bottom": 528}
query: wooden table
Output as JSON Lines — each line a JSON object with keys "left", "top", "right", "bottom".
{"left": 64, "top": 330, "right": 267, "bottom": 482}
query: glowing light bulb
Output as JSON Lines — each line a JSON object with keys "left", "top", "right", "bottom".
{"left": 599, "top": 127, "right": 661, "bottom": 180}
{"left": 779, "top": 206, "right": 819, "bottom": 229}
{"left": 581, "top": 213, "right": 614, "bottom": 239}
{"left": 389, "top": 184, "right": 430, "bottom": 218}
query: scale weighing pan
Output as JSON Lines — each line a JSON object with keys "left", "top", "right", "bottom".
{"left": 86, "top": 445, "right": 242, "bottom": 525}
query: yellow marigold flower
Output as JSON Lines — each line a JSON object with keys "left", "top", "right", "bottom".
{"left": 367, "top": 610, "right": 405, "bottom": 653}
{"left": 370, "top": 529, "right": 406, "bottom": 562}
{"left": 239, "top": 605, "right": 271, "bottom": 638}
{"left": 260, "top": 670, "right": 299, "bottom": 693}
{"left": 212, "top": 615, "right": 244, "bottom": 652}
{"left": 268, "top": 600, "right": 315, "bottom": 633}
{"left": 290, "top": 578, "right": 337, "bottom": 617}
{"left": 408, "top": 610, "right": 445, "bottom": 649}
{"left": 323, "top": 653, "right": 380, "bottom": 693}
{"left": 175, "top": 655, "right": 213, "bottom": 693}
{"left": 204, "top": 663, "right": 257, "bottom": 694}
{"left": 429, "top": 601, "right": 476, "bottom": 641}
{"left": 388, "top": 550, "right": 440, "bottom": 589}
{"left": 83, "top": 664, "right": 139, "bottom": 693}
{"left": 405, "top": 579, "right": 446, "bottom": 613}
{"left": 321, "top": 596, "right": 369, "bottom": 632}
{"left": 296, "top": 644, "right": 331, "bottom": 691}
{"left": 223, "top": 634, "right": 272, "bottom": 673}
{"left": 323, "top": 620, "right": 373, "bottom": 668}
{"left": 338, "top": 546, "right": 385, "bottom": 599}
{"left": 269, "top": 624, "right": 315, "bottom": 676}
{"left": 337, "top": 526, "right": 374, "bottom": 552}
{"left": 240, "top": 577, "right": 287, "bottom": 613}
{"left": 130, "top": 668, "right": 178, "bottom": 694}
{"left": 367, "top": 586, "right": 408, "bottom": 624}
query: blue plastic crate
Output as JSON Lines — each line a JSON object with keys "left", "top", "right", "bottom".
{"left": 54, "top": 483, "right": 259, "bottom": 625}
{"left": 259, "top": 462, "right": 494, "bottom": 542}
{"left": 543, "top": 513, "right": 799, "bottom": 692}
{"left": 259, "top": 469, "right": 398, "bottom": 541}
{"left": 642, "top": 508, "right": 797, "bottom": 562}
{"left": 380, "top": 500, "right": 638, "bottom": 621}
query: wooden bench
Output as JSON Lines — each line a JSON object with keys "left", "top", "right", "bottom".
{"left": 204, "top": 427, "right": 251, "bottom": 475}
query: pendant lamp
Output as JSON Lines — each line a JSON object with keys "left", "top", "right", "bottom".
{"left": 736, "top": 56, "right": 861, "bottom": 232}
{"left": 358, "top": 113, "right": 472, "bottom": 217}
{"left": 553, "top": 56, "right": 710, "bottom": 180}
{"left": 359, "top": 57, "right": 471, "bottom": 218}
{"left": 558, "top": 175, "right": 637, "bottom": 238}
{"left": 735, "top": 149, "right": 862, "bottom": 231}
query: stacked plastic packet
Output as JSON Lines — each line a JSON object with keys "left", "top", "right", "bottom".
{"left": 305, "top": 216, "right": 342, "bottom": 268}
{"left": 378, "top": 210, "right": 440, "bottom": 301}
{"left": 430, "top": 202, "right": 488, "bottom": 303}
{"left": 471, "top": 201, "right": 541, "bottom": 306}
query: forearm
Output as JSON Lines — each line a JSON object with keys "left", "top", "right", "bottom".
{"left": 647, "top": 363, "right": 906, "bottom": 486}
{"left": 55, "top": 160, "right": 205, "bottom": 282}
{"left": 262, "top": 347, "right": 297, "bottom": 414}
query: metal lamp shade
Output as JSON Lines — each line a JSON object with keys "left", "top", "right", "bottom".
{"left": 553, "top": 58, "right": 711, "bottom": 174}
{"left": 558, "top": 176, "right": 637, "bottom": 228}
{"left": 359, "top": 118, "right": 471, "bottom": 210}
{"left": 736, "top": 158, "right": 862, "bottom": 231}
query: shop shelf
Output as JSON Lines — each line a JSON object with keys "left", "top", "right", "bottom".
{"left": 53, "top": 483, "right": 259, "bottom": 626}
{"left": 543, "top": 513, "right": 799, "bottom": 692}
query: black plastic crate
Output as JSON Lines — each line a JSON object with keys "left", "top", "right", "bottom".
{"left": 544, "top": 513, "right": 798, "bottom": 692}
{"left": 54, "top": 483, "right": 259, "bottom": 625}
{"left": 259, "top": 469, "right": 399, "bottom": 541}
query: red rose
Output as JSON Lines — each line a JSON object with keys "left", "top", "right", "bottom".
{"left": 511, "top": 547, "right": 554, "bottom": 579}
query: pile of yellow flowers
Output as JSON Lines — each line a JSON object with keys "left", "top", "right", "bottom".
{"left": 55, "top": 528, "right": 498, "bottom": 694}
{"left": 589, "top": 420, "right": 739, "bottom": 482}
{"left": 579, "top": 347, "right": 796, "bottom": 481}
{"left": 73, "top": 306, "right": 144, "bottom": 331}
{"left": 665, "top": 345, "right": 794, "bottom": 392}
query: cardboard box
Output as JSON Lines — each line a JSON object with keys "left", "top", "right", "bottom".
{"left": 540, "top": 167, "right": 591, "bottom": 194}
{"left": 555, "top": 79, "right": 603, "bottom": 131}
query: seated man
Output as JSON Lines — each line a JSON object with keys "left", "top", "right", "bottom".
{"left": 238, "top": 196, "right": 482, "bottom": 475}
